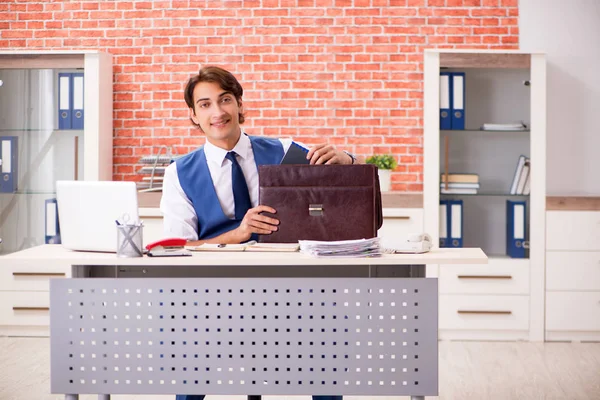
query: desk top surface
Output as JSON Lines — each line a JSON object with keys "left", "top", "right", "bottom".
{"left": 2, "top": 245, "right": 487, "bottom": 266}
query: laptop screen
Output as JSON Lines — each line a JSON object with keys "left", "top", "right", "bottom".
{"left": 56, "top": 181, "right": 139, "bottom": 252}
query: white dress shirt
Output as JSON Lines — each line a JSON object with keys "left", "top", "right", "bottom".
{"left": 160, "top": 132, "right": 295, "bottom": 240}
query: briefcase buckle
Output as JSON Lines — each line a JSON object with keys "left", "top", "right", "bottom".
{"left": 309, "top": 204, "right": 324, "bottom": 216}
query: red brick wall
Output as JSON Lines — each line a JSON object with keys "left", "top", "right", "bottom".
{"left": 0, "top": 0, "right": 519, "bottom": 191}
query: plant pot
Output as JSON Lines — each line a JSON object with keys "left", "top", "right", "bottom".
{"left": 378, "top": 169, "right": 392, "bottom": 192}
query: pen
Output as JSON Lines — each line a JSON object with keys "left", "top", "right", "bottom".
{"left": 217, "top": 244, "right": 226, "bottom": 248}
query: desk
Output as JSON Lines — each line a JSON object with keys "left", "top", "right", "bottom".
{"left": 4, "top": 246, "right": 486, "bottom": 400}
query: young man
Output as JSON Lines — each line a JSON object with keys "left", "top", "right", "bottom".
{"left": 161, "top": 66, "right": 355, "bottom": 246}
{"left": 161, "top": 66, "right": 351, "bottom": 400}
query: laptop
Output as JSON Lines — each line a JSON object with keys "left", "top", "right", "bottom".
{"left": 56, "top": 181, "right": 140, "bottom": 252}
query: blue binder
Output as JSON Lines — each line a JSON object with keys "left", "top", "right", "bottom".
{"left": 506, "top": 200, "right": 527, "bottom": 258}
{"left": 58, "top": 73, "right": 72, "bottom": 130}
{"left": 451, "top": 72, "right": 465, "bottom": 130}
{"left": 439, "top": 199, "right": 449, "bottom": 247}
{"left": 45, "top": 198, "right": 61, "bottom": 244}
{"left": 71, "top": 72, "right": 84, "bottom": 130}
{"left": 0, "top": 136, "right": 18, "bottom": 193}
{"left": 439, "top": 72, "right": 452, "bottom": 130}
{"left": 448, "top": 199, "right": 463, "bottom": 247}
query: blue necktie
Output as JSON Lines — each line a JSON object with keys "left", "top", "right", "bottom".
{"left": 225, "top": 151, "right": 252, "bottom": 220}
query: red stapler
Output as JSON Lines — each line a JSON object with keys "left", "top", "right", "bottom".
{"left": 145, "top": 238, "right": 191, "bottom": 257}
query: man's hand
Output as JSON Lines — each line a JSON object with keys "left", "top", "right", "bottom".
{"left": 235, "top": 205, "right": 279, "bottom": 242}
{"left": 306, "top": 144, "right": 353, "bottom": 165}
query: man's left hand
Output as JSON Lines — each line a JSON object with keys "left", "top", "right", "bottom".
{"left": 306, "top": 144, "right": 353, "bottom": 165}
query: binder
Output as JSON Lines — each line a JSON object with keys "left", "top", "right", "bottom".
{"left": 516, "top": 160, "right": 530, "bottom": 195}
{"left": 506, "top": 200, "right": 527, "bottom": 258}
{"left": 45, "top": 198, "right": 61, "bottom": 244}
{"left": 510, "top": 155, "right": 527, "bottom": 195}
{"left": 439, "top": 199, "right": 448, "bottom": 247}
{"left": 439, "top": 72, "right": 452, "bottom": 130}
{"left": 280, "top": 141, "right": 309, "bottom": 165}
{"left": 448, "top": 199, "right": 463, "bottom": 247}
{"left": 0, "top": 136, "right": 18, "bottom": 193}
{"left": 451, "top": 72, "right": 465, "bottom": 130}
{"left": 523, "top": 173, "right": 531, "bottom": 195}
{"left": 71, "top": 72, "right": 84, "bottom": 129}
{"left": 58, "top": 73, "right": 71, "bottom": 130}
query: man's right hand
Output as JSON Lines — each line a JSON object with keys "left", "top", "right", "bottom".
{"left": 236, "top": 205, "right": 279, "bottom": 242}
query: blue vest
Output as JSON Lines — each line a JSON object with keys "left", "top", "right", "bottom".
{"left": 176, "top": 136, "right": 284, "bottom": 240}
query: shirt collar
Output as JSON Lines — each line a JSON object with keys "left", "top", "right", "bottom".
{"left": 204, "top": 130, "right": 252, "bottom": 167}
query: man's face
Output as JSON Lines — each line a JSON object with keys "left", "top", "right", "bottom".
{"left": 190, "top": 81, "right": 243, "bottom": 148}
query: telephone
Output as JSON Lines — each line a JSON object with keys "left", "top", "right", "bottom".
{"left": 145, "top": 237, "right": 191, "bottom": 257}
{"left": 388, "top": 233, "right": 432, "bottom": 254}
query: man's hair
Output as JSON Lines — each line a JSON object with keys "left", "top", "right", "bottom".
{"left": 184, "top": 66, "right": 245, "bottom": 127}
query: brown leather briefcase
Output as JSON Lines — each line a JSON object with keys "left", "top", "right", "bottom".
{"left": 258, "top": 164, "right": 383, "bottom": 243}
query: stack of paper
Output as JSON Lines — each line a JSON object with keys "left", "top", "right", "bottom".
{"left": 481, "top": 122, "right": 527, "bottom": 131}
{"left": 299, "top": 238, "right": 382, "bottom": 258}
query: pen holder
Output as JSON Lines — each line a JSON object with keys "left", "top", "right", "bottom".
{"left": 116, "top": 223, "right": 144, "bottom": 258}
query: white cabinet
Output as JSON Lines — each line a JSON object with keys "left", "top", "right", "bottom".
{"left": 438, "top": 258, "right": 530, "bottom": 341}
{"left": 0, "top": 51, "right": 112, "bottom": 336}
{"left": 0, "top": 51, "right": 113, "bottom": 256}
{"left": 546, "top": 211, "right": 600, "bottom": 251}
{"left": 546, "top": 292, "right": 600, "bottom": 333}
{"left": 545, "top": 210, "right": 600, "bottom": 341}
{"left": 439, "top": 294, "right": 529, "bottom": 333}
{"left": 378, "top": 208, "right": 423, "bottom": 249}
{"left": 423, "top": 50, "right": 547, "bottom": 341}
{"left": 439, "top": 260, "right": 529, "bottom": 295}
{"left": 0, "top": 255, "right": 71, "bottom": 336}
{"left": 139, "top": 207, "right": 164, "bottom": 246}
{"left": 546, "top": 251, "right": 600, "bottom": 291}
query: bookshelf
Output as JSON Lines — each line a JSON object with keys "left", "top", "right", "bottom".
{"left": 0, "top": 51, "right": 113, "bottom": 337}
{"left": 0, "top": 51, "right": 113, "bottom": 256}
{"left": 423, "top": 50, "right": 546, "bottom": 341}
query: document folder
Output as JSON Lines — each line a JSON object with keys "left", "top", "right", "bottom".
{"left": 71, "top": 73, "right": 84, "bottom": 130}
{"left": 280, "top": 141, "right": 309, "bottom": 165}
{"left": 448, "top": 199, "right": 463, "bottom": 247}
{"left": 439, "top": 72, "right": 452, "bottom": 130}
{"left": 45, "top": 198, "right": 61, "bottom": 244}
{"left": 510, "top": 155, "right": 527, "bottom": 195}
{"left": 506, "top": 200, "right": 527, "bottom": 258}
{"left": 439, "top": 199, "right": 449, "bottom": 247}
{"left": 258, "top": 164, "right": 383, "bottom": 243}
{"left": 0, "top": 136, "right": 18, "bottom": 193}
{"left": 451, "top": 72, "right": 465, "bottom": 130}
{"left": 58, "top": 73, "right": 71, "bottom": 130}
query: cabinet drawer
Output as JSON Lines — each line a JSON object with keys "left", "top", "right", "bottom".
{"left": 546, "top": 252, "right": 600, "bottom": 291}
{"left": 440, "top": 258, "right": 529, "bottom": 295}
{"left": 0, "top": 264, "right": 69, "bottom": 291}
{"left": 0, "top": 291, "right": 50, "bottom": 327}
{"left": 378, "top": 208, "right": 423, "bottom": 249}
{"left": 141, "top": 217, "right": 164, "bottom": 247}
{"left": 439, "top": 294, "right": 529, "bottom": 331}
{"left": 547, "top": 211, "right": 600, "bottom": 251}
{"left": 546, "top": 292, "right": 600, "bottom": 331}
{"left": 139, "top": 208, "right": 164, "bottom": 247}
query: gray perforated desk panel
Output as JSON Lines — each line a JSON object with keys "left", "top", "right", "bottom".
{"left": 46, "top": 250, "right": 483, "bottom": 400}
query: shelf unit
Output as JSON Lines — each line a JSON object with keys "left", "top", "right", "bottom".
{"left": 0, "top": 51, "right": 113, "bottom": 336}
{"left": 0, "top": 50, "right": 113, "bottom": 255}
{"left": 424, "top": 50, "right": 546, "bottom": 341}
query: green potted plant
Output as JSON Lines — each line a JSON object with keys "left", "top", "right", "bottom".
{"left": 366, "top": 154, "right": 397, "bottom": 192}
